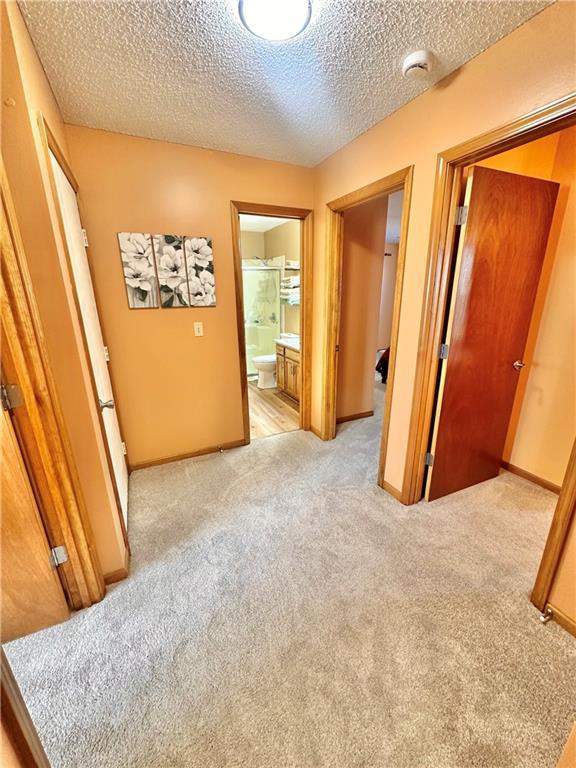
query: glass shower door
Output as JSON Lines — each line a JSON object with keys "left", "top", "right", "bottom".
{"left": 242, "top": 268, "right": 281, "bottom": 375}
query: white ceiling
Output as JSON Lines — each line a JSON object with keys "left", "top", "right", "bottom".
{"left": 239, "top": 214, "right": 293, "bottom": 232}
{"left": 19, "top": 0, "right": 551, "bottom": 167}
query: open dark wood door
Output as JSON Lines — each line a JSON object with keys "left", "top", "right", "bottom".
{"left": 1, "top": 408, "right": 70, "bottom": 642}
{"left": 426, "top": 166, "right": 559, "bottom": 501}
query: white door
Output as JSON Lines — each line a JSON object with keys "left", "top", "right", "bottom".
{"left": 50, "top": 152, "right": 129, "bottom": 528}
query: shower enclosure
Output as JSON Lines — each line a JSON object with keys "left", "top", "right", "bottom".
{"left": 242, "top": 267, "right": 281, "bottom": 376}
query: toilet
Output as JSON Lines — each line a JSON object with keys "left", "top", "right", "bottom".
{"left": 252, "top": 354, "right": 276, "bottom": 389}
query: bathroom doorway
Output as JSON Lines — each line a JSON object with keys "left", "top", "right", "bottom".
{"left": 231, "top": 202, "right": 313, "bottom": 442}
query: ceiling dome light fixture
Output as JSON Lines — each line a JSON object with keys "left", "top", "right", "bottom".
{"left": 239, "top": 0, "right": 312, "bottom": 41}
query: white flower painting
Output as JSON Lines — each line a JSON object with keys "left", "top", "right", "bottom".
{"left": 153, "top": 234, "right": 189, "bottom": 308}
{"left": 184, "top": 237, "right": 216, "bottom": 307}
{"left": 117, "top": 232, "right": 159, "bottom": 308}
{"left": 118, "top": 231, "right": 216, "bottom": 310}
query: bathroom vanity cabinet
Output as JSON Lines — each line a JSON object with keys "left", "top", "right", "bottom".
{"left": 276, "top": 344, "right": 300, "bottom": 403}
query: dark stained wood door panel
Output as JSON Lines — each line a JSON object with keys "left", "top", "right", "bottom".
{"left": 427, "top": 166, "right": 559, "bottom": 501}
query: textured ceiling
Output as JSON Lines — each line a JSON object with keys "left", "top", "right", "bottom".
{"left": 239, "top": 215, "right": 293, "bottom": 232}
{"left": 19, "top": 0, "right": 551, "bottom": 166}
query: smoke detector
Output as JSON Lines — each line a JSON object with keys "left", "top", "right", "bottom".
{"left": 402, "top": 50, "right": 435, "bottom": 78}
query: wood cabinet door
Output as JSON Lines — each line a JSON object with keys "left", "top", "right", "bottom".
{"left": 293, "top": 361, "right": 301, "bottom": 401}
{"left": 285, "top": 359, "right": 295, "bottom": 398}
{"left": 276, "top": 354, "right": 285, "bottom": 389}
{"left": 1, "top": 409, "right": 70, "bottom": 642}
{"left": 426, "top": 166, "right": 559, "bottom": 501}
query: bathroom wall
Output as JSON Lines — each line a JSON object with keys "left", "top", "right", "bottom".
{"left": 476, "top": 128, "right": 576, "bottom": 488}
{"left": 66, "top": 125, "right": 314, "bottom": 467}
{"left": 264, "top": 220, "right": 301, "bottom": 335}
{"left": 240, "top": 230, "right": 265, "bottom": 261}
{"left": 336, "top": 196, "right": 388, "bottom": 421}
{"left": 311, "top": 0, "right": 576, "bottom": 493}
{"left": 2, "top": 0, "right": 126, "bottom": 576}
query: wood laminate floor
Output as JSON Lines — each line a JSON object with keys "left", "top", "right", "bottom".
{"left": 248, "top": 381, "right": 299, "bottom": 440}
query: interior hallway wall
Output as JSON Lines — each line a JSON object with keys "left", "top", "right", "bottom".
{"left": 311, "top": 1, "right": 576, "bottom": 493}
{"left": 478, "top": 128, "right": 576, "bottom": 488}
{"left": 264, "top": 220, "right": 301, "bottom": 336}
{"left": 336, "top": 197, "right": 388, "bottom": 421}
{"left": 2, "top": 1, "right": 126, "bottom": 576}
{"left": 65, "top": 126, "right": 314, "bottom": 467}
{"left": 547, "top": 495, "right": 576, "bottom": 631}
{"left": 376, "top": 242, "right": 399, "bottom": 350}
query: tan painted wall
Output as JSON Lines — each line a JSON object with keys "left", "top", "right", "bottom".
{"left": 0, "top": 720, "right": 21, "bottom": 768}
{"left": 548, "top": 509, "right": 576, "bottom": 627}
{"left": 240, "top": 231, "right": 265, "bottom": 260}
{"left": 65, "top": 126, "right": 314, "bottom": 466}
{"left": 264, "top": 220, "right": 301, "bottom": 335}
{"left": 311, "top": 1, "right": 576, "bottom": 492}
{"left": 336, "top": 197, "right": 388, "bottom": 420}
{"left": 2, "top": 1, "right": 126, "bottom": 575}
{"left": 377, "top": 242, "right": 399, "bottom": 350}
{"left": 478, "top": 129, "right": 576, "bottom": 488}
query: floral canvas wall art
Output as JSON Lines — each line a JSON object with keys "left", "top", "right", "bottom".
{"left": 117, "top": 232, "right": 159, "bottom": 308}
{"left": 117, "top": 232, "right": 216, "bottom": 309}
{"left": 153, "top": 234, "right": 189, "bottom": 308}
{"left": 185, "top": 237, "right": 216, "bottom": 306}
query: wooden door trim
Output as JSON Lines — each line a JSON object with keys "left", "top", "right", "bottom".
{"left": 531, "top": 439, "right": 576, "bottom": 612}
{"left": 320, "top": 167, "right": 414, "bottom": 500}
{"left": 1, "top": 164, "right": 105, "bottom": 609}
{"left": 402, "top": 92, "right": 576, "bottom": 506}
{"left": 230, "top": 201, "right": 313, "bottom": 441}
{"left": 37, "top": 113, "right": 130, "bottom": 554}
{"left": 1, "top": 650, "right": 51, "bottom": 768}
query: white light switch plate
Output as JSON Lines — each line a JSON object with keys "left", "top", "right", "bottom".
{"left": 194, "top": 321, "right": 204, "bottom": 337}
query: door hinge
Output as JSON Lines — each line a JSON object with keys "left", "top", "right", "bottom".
{"left": 1, "top": 383, "right": 24, "bottom": 412}
{"left": 82, "top": 228, "right": 89, "bottom": 247}
{"left": 424, "top": 452, "right": 434, "bottom": 467}
{"left": 455, "top": 206, "right": 468, "bottom": 226}
{"left": 103, "top": 346, "right": 110, "bottom": 362}
{"left": 49, "top": 545, "right": 68, "bottom": 567}
{"left": 335, "top": 344, "right": 340, "bottom": 352}
{"left": 121, "top": 441, "right": 127, "bottom": 456}
{"left": 439, "top": 343, "right": 449, "bottom": 360}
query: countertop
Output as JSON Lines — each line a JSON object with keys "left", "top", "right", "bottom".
{"left": 275, "top": 338, "right": 300, "bottom": 352}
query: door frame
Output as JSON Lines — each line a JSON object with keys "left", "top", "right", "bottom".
{"left": 2, "top": 163, "right": 105, "bottom": 610}
{"left": 230, "top": 201, "right": 313, "bottom": 441}
{"left": 531, "top": 438, "right": 576, "bottom": 628}
{"left": 320, "top": 166, "right": 414, "bottom": 500}
{"left": 36, "top": 113, "right": 129, "bottom": 552}
{"left": 403, "top": 92, "right": 576, "bottom": 506}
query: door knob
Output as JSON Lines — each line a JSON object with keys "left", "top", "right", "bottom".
{"left": 512, "top": 360, "right": 525, "bottom": 371}
{"left": 99, "top": 398, "right": 115, "bottom": 410}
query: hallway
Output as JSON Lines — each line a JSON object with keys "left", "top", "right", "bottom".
{"left": 6, "top": 410, "right": 575, "bottom": 768}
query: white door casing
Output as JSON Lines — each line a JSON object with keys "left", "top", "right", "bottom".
{"left": 50, "top": 152, "right": 129, "bottom": 528}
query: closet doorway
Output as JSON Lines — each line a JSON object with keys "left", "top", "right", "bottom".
{"left": 321, "top": 168, "right": 413, "bottom": 498}
{"left": 231, "top": 202, "right": 313, "bottom": 442}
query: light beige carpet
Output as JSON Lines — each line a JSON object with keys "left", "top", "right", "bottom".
{"left": 6, "top": 393, "right": 576, "bottom": 767}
